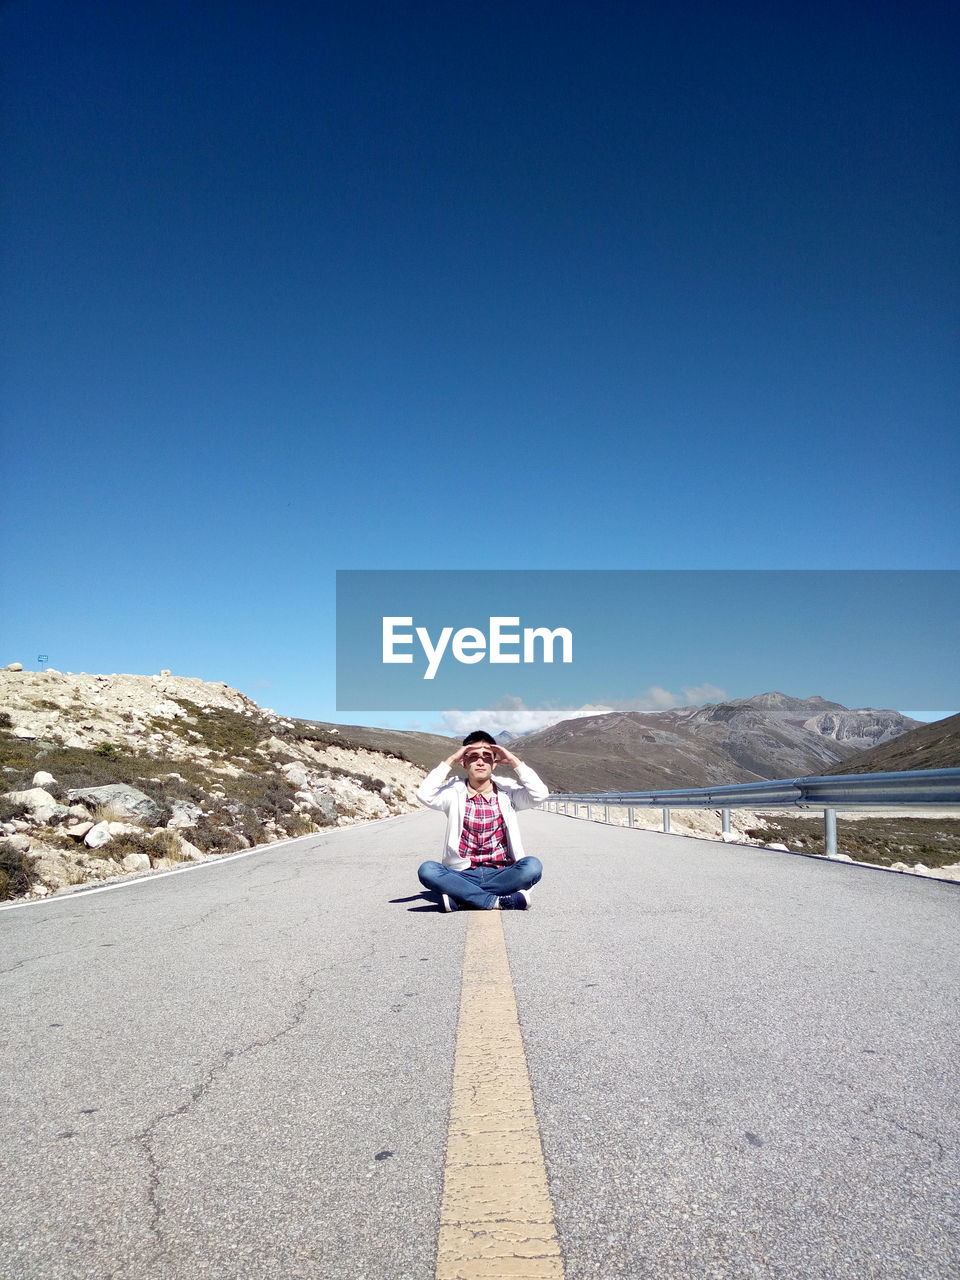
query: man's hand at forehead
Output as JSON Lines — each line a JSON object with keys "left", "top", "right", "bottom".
{"left": 443, "top": 742, "right": 523, "bottom": 770}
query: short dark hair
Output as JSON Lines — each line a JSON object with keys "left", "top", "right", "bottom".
{"left": 462, "top": 730, "right": 496, "bottom": 746}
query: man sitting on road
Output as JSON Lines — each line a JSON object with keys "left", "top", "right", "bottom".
{"left": 416, "top": 730, "right": 549, "bottom": 912}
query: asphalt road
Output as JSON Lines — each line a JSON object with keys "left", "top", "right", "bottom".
{"left": 1, "top": 810, "right": 958, "bottom": 1279}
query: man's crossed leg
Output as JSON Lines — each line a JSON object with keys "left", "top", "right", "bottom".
{"left": 418, "top": 856, "right": 543, "bottom": 911}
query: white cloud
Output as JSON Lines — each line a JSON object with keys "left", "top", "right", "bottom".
{"left": 432, "top": 685, "right": 727, "bottom": 736}
{"left": 433, "top": 700, "right": 613, "bottom": 737}
{"left": 681, "top": 683, "right": 727, "bottom": 705}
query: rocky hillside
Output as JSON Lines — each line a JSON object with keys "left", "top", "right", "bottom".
{"left": 289, "top": 719, "right": 458, "bottom": 773}
{"left": 0, "top": 666, "right": 428, "bottom": 901}
{"left": 823, "top": 711, "right": 960, "bottom": 775}
{"left": 513, "top": 693, "right": 922, "bottom": 793}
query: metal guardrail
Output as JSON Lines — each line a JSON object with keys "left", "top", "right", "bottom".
{"left": 544, "top": 768, "right": 960, "bottom": 857}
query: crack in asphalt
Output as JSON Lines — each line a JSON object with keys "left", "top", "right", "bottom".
{"left": 0, "top": 951, "right": 60, "bottom": 976}
{"left": 171, "top": 895, "right": 251, "bottom": 932}
{"left": 863, "top": 1097, "right": 947, "bottom": 1162}
{"left": 129, "top": 960, "right": 332, "bottom": 1244}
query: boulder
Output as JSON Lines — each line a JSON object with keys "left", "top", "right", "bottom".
{"left": 66, "top": 785, "right": 162, "bottom": 825}
{"left": 3, "top": 788, "right": 68, "bottom": 824}
{"left": 281, "top": 763, "right": 311, "bottom": 788}
{"left": 167, "top": 800, "right": 202, "bottom": 829}
{"left": 32, "top": 771, "right": 57, "bottom": 788}
{"left": 121, "top": 853, "right": 151, "bottom": 872}
{"left": 84, "top": 822, "right": 113, "bottom": 849}
{"left": 5, "top": 663, "right": 22, "bottom": 672}
{"left": 172, "top": 835, "right": 204, "bottom": 862}
{"left": 309, "top": 789, "right": 338, "bottom": 824}
{"left": 3, "top": 834, "right": 32, "bottom": 853}
{"left": 5, "top": 787, "right": 56, "bottom": 811}
{"left": 65, "top": 821, "right": 95, "bottom": 840}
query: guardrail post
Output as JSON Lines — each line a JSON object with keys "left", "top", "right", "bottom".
{"left": 721, "top": 808, "right": 731, "bottom": 834}
{"left": 603, "top": 804, "right": 610, "bottom": 823}
{"left": 628, "top": 806, "right": 636, "bottom": 828}
{"left": 662, "top": 807, "right": 671, "bottom": 833}
{"left": 824, "top": 808, "right": 838, "bottom": 857}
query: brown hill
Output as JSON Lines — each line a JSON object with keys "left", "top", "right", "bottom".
{"left": 290, "top": 719, "right": 455, "bottom": 773}
{"left": 511, "top": 694, "right": 921, "bottom": 793}
{"left": 822, "top": 712, "right": 960, "bottom": 775}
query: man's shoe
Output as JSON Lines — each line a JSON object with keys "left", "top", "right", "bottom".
{"left": 440, "top": 893, "right": 459, "bottom": 912}
{"left": 497, "top": 890, "right": 531, "bottom": 910}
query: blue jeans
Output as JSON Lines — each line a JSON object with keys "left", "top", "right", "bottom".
{"left": 417, "top": 857, "right": 543, "bottom": 910}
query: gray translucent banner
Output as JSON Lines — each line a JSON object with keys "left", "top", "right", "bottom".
{"left": 335, "top": 570, "right": 959, "bottom": 712}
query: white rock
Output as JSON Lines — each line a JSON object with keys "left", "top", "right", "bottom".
{"left": 5, "top": 787, "right": 57, "bottom": 812}
{"left": 84, "top": 822, "right": 113, "bottom": 849}
{"left": 173, "top": 835, "right": 205, "bottom": 861}
{"left": 121, "top": 853, "right": 151, "bottom": 872}
{"left": 32, "top": 771, "right": 57, "bottom": 788}
{"left": 765, "top": 842, "right": 791, "bottom": 852}
{"left": 167, "top": 800, "right": 201, "bottom": 828}
{"left": 282, "top": 763, "right": 311, "bottom": 788}
{"left": 6, "top": 662, "right": 23, "bottom": 671}
{"left": 106, "top": 822, "right": 142, "bottom": 836}
{"left": 3, "top": 787, "right": 68, "bottom": 823}
{"left": 65, "top": 822, "right": 95, "bottom": 839}
{"left": 4, "top": 834, "right": 31, "bottom": 853}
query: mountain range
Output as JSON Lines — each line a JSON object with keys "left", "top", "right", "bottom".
{"left": 490, "top": 693, "right": 925, "bottom": 793}
{"left": 298, "top": 692, "right": 950, "bottom": 794}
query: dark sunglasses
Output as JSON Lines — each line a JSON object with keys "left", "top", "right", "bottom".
{"left": 464, "top": 750, "right": 496, "bottom": 764}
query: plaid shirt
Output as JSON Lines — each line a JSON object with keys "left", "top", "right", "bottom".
{"left": 458, "top": 787, "right": 513, "bottom": 867}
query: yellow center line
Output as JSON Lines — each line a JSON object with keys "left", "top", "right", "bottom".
{"left": 436, "top": 909, "right": 566, "bottom": 1280}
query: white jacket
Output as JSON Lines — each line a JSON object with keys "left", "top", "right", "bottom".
{"left": 415, "top": 761, "right": 549, "bottom": 870}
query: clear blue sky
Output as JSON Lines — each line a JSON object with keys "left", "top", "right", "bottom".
{"left": 2, "top": 1, "right": 957, "bottom": 732}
